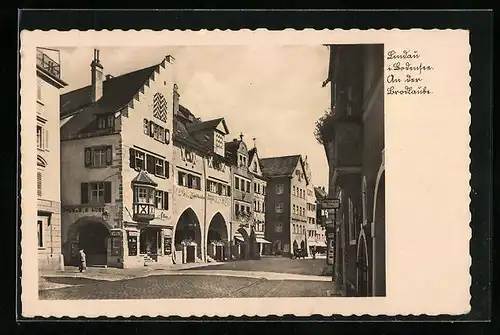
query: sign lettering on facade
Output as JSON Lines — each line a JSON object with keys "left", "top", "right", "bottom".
{"left": 322, "top": 198, "right": 340, "bottom": 209}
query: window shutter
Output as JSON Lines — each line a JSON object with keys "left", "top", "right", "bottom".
{"left": 165, "top": 161, "right": 170, "bottom": 178}
{"left": 104, "top": 182, "right": 112, "bottom": 203}
{"left": 163, "top": 192, "right": 169, "bottom": 210}
{"left": 146, "top": 155, "right": 155, "bottom": 174}
{"left": 44, "top": 129, "right": 49, "bottom": 149}
{"left": 227, "top": 185, "right": 231, "bottom": 197}
{"left": 149, "top": 121, "right": 154, "bottom": 137}
{"left": 84, "top": 147, "right": 92, "bottom": 167}
{"left": 129, "top": 148, "right": 135, "bottom": 169}
{"left": 81, "top": 183, "right": 89, "bottom": 204}
{"left": 106, "top": 146, "right": 113, "bottom": 165}
{"left": 37, "top": 172, "right": 42, "bottom": 196}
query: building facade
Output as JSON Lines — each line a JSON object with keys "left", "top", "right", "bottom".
{"left": 37, "top": 47, "right": 67, "bottom": 270}
{"left": 225, "top": 136, "right": 270, "bottom": 260}
{"left": 59, "top": 50, "right": 269, "bottom": 268}
{"left": 320, "top": 44, "right": 385, "bottom": 296}
{"left": 261, "top": 155, "right": 309, "bottom": 257}
{"left": 303, "top": 155, "right": 318, "bottom": 257}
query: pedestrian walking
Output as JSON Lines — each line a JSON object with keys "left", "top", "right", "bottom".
{"left": 78, "top": 249, "right": 87, "bottom": 273}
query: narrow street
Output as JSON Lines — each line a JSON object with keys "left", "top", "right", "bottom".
{"left": 39, "top": 257, "right": 339, "bottom": 299}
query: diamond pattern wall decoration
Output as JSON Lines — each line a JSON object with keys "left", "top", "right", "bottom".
{"left": 153, "top": 92, "right": 167, "bottom": 123}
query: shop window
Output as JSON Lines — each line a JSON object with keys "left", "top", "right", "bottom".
{"left": 127, "top": 232, "right": 138, "bottom": 256}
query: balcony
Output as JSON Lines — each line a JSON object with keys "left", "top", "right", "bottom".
{"left": 133, "top": 202, "right": 155, "bottom": 222}
{"left": 37, "top": 48, "right": 61, "bottom": 80}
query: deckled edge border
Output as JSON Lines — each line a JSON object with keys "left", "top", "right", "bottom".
{"left": 18, "top": 28, "right": 473, "bottom": 319}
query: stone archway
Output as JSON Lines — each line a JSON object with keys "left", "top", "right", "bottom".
{"left": 356, "top": 228, "right": 370, "bottom": 297}
{"left": 174, "top": 208, "right": 202, "bottom": 263}
{"left": 300, "top": 240, "right": 305, "bottom": 250}
{"left": 66, "top": 217, "right": 111, "bottom": 267}
{"left": 207, "top": 212, "right": 228, "bottom": 262}
{"left": 293, "top": 240, "right": 299, "bottom": 252}
{"left": 235, "top": 227, "right": 250, "bottom": 260}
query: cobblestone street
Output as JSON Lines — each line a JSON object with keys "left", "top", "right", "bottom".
{"left": 39, "top": 257, "right": 339, "bottom": 299}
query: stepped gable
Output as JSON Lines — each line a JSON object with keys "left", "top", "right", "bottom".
{"left": 60, "top": 57, "right": 171, "bottom": 140}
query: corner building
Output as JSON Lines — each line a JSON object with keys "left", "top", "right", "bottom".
{"left": 37, "top": 48, "right": 67, "bottom": 270}
{"left": 61, "top": 51, "right": 178, "bottom": 268}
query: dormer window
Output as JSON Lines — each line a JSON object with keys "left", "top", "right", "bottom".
{"left": 97, "top": 115, "right": 114, "bottom": 130}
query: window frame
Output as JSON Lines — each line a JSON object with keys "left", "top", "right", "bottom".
{"left": 275, "top": 184, "right": 284, "bottom": 195}
{"left": 37, "top": 219, "right": 44, "bottom": 248}
{"left": 275, "top": 201, "right": 284, "bottom": 214}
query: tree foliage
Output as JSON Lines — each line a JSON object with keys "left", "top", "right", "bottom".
{"left": 314, "top": 108, "right": 335, "bottom": 145}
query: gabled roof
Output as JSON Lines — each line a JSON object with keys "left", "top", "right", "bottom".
{"left": 173, "top": 114, "right": 209, "bottom": 153}
{"left": 131, "top": 170, "right": 158, "bottom": 187}
{"left": 186, "top": 117, "right": 229, "bottom": 135}
{"left": 60, "top": 64, "right": 159, "bottom": 118}
{"left": 260, "top": 154, "right": 306, "bottom": 180}
{"left": 247, "top": 147, "right": 257, "bottom": 164}
{"left": 60, "top": 62, "right": 162, "bottom": 139}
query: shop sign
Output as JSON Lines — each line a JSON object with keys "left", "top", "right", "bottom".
{"left": 322, "top": 198, "right": 340, "bottom": 210}
{"left": 110, "top": 230, "right": 122, "bottom": 237}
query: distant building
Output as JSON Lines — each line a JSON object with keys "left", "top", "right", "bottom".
{"left": 225, "top": 135, "right": 270, "bottom": 260}
{"left": 321, "top": 44, "right": 385, "bottom": 296}
{"left": 36, "top": 47, "right": 67, "bottom": 270}
{"left": 303, "top": 155, "right": 319, "bottom": 256}
{"left": 313, "top": 186, "right": 328, "bottom": 254}
{"left": 261, "top": 155, "right": 309, "bottom": 257}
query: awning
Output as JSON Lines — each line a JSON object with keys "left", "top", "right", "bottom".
{"left": 255, "top": 237, "right": 272, "bottom": 244}
{"left": 234, "top": 235, "right": 245, "bottom": 242}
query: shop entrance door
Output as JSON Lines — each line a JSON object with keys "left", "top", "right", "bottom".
{"left": 186, "top": 245, "right": 196, "bottom": 263}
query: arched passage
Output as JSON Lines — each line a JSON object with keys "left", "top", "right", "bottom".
{"left": 174, "top": 208, "right": 202, "bottom": 263}
{"left": 300, "top": 240, "right": 305, "bottom": 250}
{"left": 356, "top": 228, "right": 369, "bottom": 297}
{"left": 207, "top": 212, "right": 228, "bottom": 261}
{"left": 293, "top": 240, "right": 299, "bottom": 251}
{"left": 235, "top": 227, "right": 250, "bottom": 260}
{"left": 67, "top": 217, "right": 111, "bottom": 266}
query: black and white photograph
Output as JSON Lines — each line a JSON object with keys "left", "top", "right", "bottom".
{"left": 35, "top": 43, "right": 385, "bottom": 300}
{"left": 21, "top": 29, "right": 471, "bottom": 318}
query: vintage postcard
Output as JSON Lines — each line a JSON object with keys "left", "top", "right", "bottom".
{"left": 19, "top": 29, "right": 471, "bottom": 318}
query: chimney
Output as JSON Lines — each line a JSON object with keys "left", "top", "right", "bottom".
{"left": 90, "top": 49, "right": 104, "bottom": 102}
{"left": 173, "top": 83, "right": 180, "bottom": 115}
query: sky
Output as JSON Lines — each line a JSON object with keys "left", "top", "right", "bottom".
{"left": 58, "top": 46, "right": 330, "bottom": 187}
